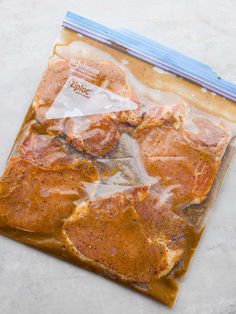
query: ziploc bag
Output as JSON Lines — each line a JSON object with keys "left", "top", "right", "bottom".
{"left": 0, "top": 11, "right": 236, "bottom": 307}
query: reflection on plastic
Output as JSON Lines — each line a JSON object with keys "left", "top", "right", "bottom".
{"left": 46, "top": 76, "right": 137, "bottom": 119}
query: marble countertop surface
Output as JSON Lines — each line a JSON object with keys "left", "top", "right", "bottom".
{"left": 0, "top": 1, "right": 235, "bottom": 313}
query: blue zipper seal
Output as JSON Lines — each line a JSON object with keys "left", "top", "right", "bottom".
{"left": 63, "top": 11, "right": 236, "bottom": 103}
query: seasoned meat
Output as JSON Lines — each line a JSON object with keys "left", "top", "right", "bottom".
{"left": 63, "top": 186, "right": 187, "bottom": 281}
{"left": 35, "top": 59, "right": 69, "bottom": 105}
{"left": 129, "top": 186, "right": 188, "bottom": 247}
{"left": 96, "top": 61, "right": 142, "bottom": 126}
{"left": 134, "top": 104, "right": 230, "bottom": 208}
{"left": 19, "top": 130, "right": 72, "bottom": 168}
{"left": 34, "top": 104, "right": 121, "bottom": 157}
{"left": 140, "top": 104, "right": 184, "bottom": 129}
{"left": 19, "top": 128, "right": 99, "bottom": 179}
{"left": 64, "top": 115, "right": 120, "bottom": 157}
{"left": 34, "top": 105, "right": 64, "bottom": 135}
{"left": 33, "top": 59, "right": 141, "bottom": 156}
{"left": 108, "top": 109, "right": 142, "bottom": 127}
{"left": 183, "top": 117, "right": 230, "bottom": 158}
{"left": 0, "top": 158, "right": 85, "bottom": 233}
{"left": 96, "top": 61, "right": 135, "bottom": 99}
{"left": 0, "top": 130, "right": 99, "bottom": 233}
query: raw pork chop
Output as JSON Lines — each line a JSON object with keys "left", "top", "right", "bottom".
{"left": 34, "top": 59, "right": 141, "bottom": 156}
{"left": 63, "top": 186, "right": 190, "bottom": 281}
{"left": 134, "top": 104, "right": 230, "bottom": 209}
{"left": 0, "top": 131, "right": 98, "bottom": 233}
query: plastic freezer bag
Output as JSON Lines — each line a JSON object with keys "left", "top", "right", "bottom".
{"left": 0, "top": 11, "right": 236, "bottom": 307}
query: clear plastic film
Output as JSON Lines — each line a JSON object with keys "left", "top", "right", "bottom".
{"left": 0, "top": 11, "right": 236, "bottom": 307}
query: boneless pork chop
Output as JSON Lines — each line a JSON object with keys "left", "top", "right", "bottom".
{"left": 63, "top": 186, "right": 193, "bottom": 281}
{"left": 134, "top": 104, "right": 230, "bottom": 209}
{"left": 34, "top": 59, "right": 141, "bottom": 156}
{"left": 0, "top": 131, "right": 99, "bottom": 233}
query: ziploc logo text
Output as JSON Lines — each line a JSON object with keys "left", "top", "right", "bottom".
{"left": 69, "top": 79, "right": 93, "bottom": 98}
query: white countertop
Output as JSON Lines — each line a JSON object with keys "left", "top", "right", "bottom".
{"left": 0, "top": 1, "right": 235, "bottom": 313}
